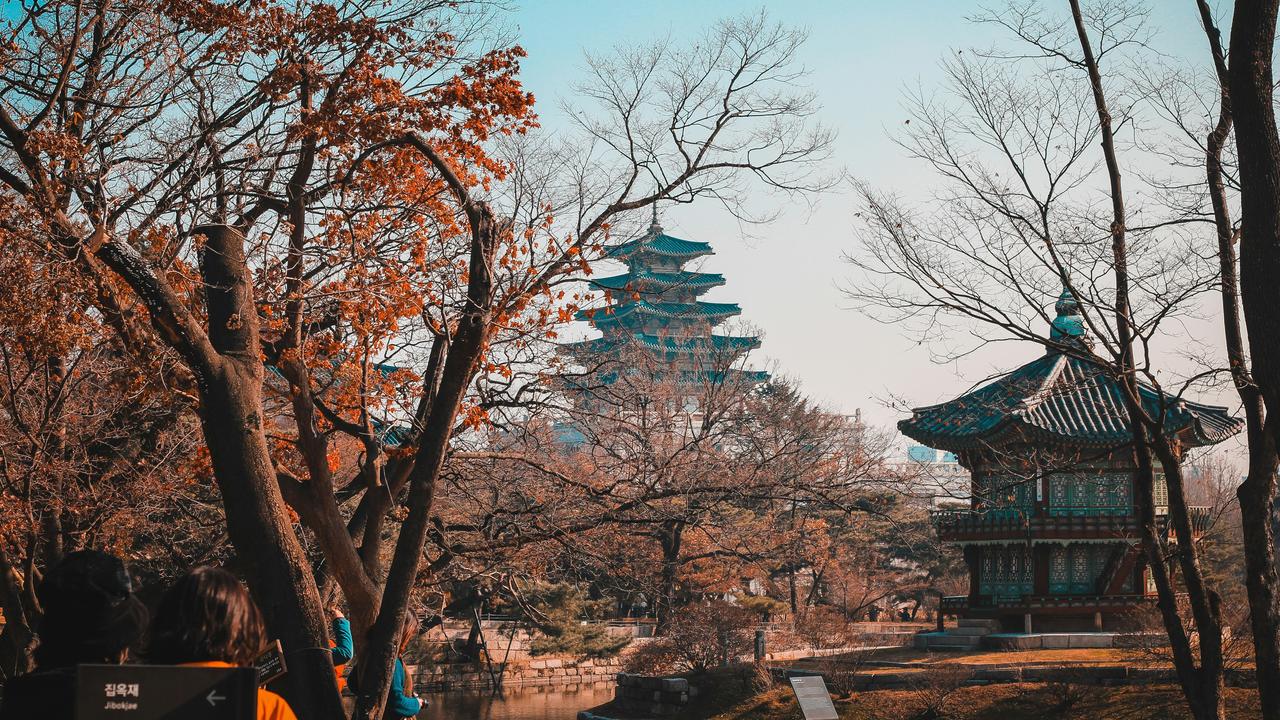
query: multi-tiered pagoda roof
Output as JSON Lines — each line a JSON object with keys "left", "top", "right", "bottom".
{"left": 899, "top": 289, "right": 1243, "bottom": 452}
{"left": 561, "top": 217, "right": 766, "bottom": 384}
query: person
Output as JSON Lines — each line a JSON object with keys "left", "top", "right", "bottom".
{"left": 0, "top": 550, "right": 149, "bottom": 720}
{"left": 349, "top": 612, "right": 424, "bottom": 719}
{"left": 147, "top": 567, "right": 297, "bottom": 720}
{"left": 387, "top": 613, "right": 422, "bottom": 719}
{"left": 328, "top": 603, "right": 353, "bottom": 691}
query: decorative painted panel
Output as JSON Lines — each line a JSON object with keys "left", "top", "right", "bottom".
{"left": 1046, "top": 473, "right": 1133, "bottom": 517}
{"left": 1092, "top": 479, "right": 1108, "bottom": 508}
{"left": 1154, "top": 475, "right": 1169, "bottom": 509}
{"left": 1070, "top": 477, "right": 1089, "bottom": 517}
{"left": 1070, "top": 545, "right": 1091, "bottom": 593}
{"left": 978, "top": 545, "right": 1033, "bottom": 599}
{"left": 1044, "top": 542, "right": 1127, "bottom": 595}
{"left": 1018, "top": 545, "right": 1033, "bottom": 593}
{"left": 1049, "top": 544, "right": 1068, "bottom": 593}
{"left": 979, "top": 474, "right": 1035, "bottom": 520}
{"left": 1113, "top": 477, "right": 1132, "bottom": 513}
{"left": 1051, "top": 476, "right": 1069, "bottom": 507}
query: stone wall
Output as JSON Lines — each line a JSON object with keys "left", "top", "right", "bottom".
{"left": 595, "top": 673, "right": 696, "bottom": 718}
{"left": 423, "top": 620, "right": 650, "bottom": 662}
{"left": 411, "top": 654, "right": 628, "bottom": 691}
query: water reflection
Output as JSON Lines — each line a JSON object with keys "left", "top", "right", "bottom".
{"left": 418, "top": 681, "right": 615, "bottom": 720}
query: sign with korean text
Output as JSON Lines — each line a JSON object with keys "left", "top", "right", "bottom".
{"left": 254, "top": 640, "right": 288, "bottom": 685}
{"left": 75, "top": 664, "right": 256, "bottom": 720}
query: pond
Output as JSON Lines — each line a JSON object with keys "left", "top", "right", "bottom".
{"left": 418, "top": 681, "right": 615, "bottom": 720}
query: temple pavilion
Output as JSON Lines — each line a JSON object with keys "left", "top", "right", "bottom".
{"left": 900, "top": 289, "right": 1243, "bottom": 634}
{"left": 561, "top": 214, "right": 767, "bottom": 386}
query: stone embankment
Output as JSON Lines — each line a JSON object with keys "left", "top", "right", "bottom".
{"left": 577, "top": 674, "right": 697, "bottom": 720}
{"left": 414, "top": 619, "right": 922, "bottom": 691}
{"left": 412, "top": 655, "right": 627, "bottom": 691}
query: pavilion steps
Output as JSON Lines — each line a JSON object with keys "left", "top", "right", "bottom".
{"left": 915, "top": 618, "right": 1000, "bottom": 651}
{"left": 947, "top": 626, "right": 992, "bottom": 637}
{"left": 957, "top": 618, "right": 1001, "bottom": 631}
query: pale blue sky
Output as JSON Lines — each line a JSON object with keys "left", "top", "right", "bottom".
{"left": 512, "top": 1, "right": 1233, "bottom": 436}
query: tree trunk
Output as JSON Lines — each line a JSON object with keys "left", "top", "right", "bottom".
{"left": 350, "top": 201, "right": 500, "bottom": 720}
{"left": 1225, "top": 3, "right": 1280, "bottom": 717}
{"left": 0, "top": 544, "right": 34, "bottom": 679}
{"left": 1068, "top": 3, "right": 1224, "bottom": 717}
{"left": 1154, "top": 449, "right": 1226, "bottom": 720}
{"left": 654, "top": 521, "right": 685, "bottom": 634}
{"left": 1239, "top": 428, "right": 1280, "bottom": 720}
{"left": 194, "top": 225, "right": 343, "bottom": 719}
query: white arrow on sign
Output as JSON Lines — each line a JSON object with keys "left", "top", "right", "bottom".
{"left": 206, "top": 690, "right": 226, "bottom": 707}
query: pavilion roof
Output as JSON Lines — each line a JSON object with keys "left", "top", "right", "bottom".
{"left": 562, "top": 332, "right": 760, "bottom": 356}
{"left": 606, "top": 232, "right": 713, "bottom": 260}
{"left": 575, "top": 300, "right": 742, "bottom": 324}
{"left": 590, "top": 269, "right": 726, "bottom": 293}
{"left": 899, "top": 342, "right": 1242, "bottom": 451}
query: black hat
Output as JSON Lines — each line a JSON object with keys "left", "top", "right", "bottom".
{"left": 34, "top": 550, "right": 148, "bottom": 669}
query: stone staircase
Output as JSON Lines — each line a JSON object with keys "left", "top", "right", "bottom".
{"left": 913, "top": 618, "right": 1000, "bottom": 651}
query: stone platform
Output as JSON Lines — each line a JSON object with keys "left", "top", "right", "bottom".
{"left": 914, "top": 627, "right": 1136, "bottom": 651}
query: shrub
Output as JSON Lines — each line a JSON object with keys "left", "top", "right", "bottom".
{"left": 623, "top": 600, "right": 759, "bottom": 674}
{"left": 795, "top": 606, "right": 855, "bottom": 651}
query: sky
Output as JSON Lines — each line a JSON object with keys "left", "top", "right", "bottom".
{"left": 510, "top": 1, "right": 1236, "bottom": 444}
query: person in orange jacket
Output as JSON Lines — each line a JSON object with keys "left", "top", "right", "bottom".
{"left": 147, "top": 567, "right": 297, "bottom": 720}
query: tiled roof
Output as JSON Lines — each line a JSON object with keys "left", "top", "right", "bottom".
{"left": 899, "top": 352, "right": 1243, "bottom": 451}
{"left": 576, "top": 300, "right": 742, "bottom": 324}
{"left": 562, "top": 332, "right": 760, "bottom": 356}
{"left": 607, "top": 233, "right": 713, "bottom": 259}
{"left": 590, "top": 270, "right": 726, "bottom": 292}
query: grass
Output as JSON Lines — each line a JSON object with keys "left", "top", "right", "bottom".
{"left": 787, "top": 646, "right": 1159, "bottom": 670}
{"left": 709, "top": 683, "right": 1261, "bottom": 720}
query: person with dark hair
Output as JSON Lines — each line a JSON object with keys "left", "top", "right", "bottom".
{"left": 147, "top": 567, "right": 297, "bottom": 720}
{"left": 349, "top": 611, "right": 424, "bottom": 719}
{"left": 0, "top": 550, "right": 148, "bottom": 720}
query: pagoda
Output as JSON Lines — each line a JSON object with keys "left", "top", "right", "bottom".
{"left": 900, "top": 289, "right": 1242, "bottom": 637}
{"left": 561, "top": 213, "right": 766, "bottom": 385}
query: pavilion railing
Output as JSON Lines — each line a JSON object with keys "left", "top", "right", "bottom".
{"left": 929, "top": 506, "right": 1212, "bottom": 539}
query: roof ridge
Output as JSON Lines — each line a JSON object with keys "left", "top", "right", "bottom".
{"left": 1012, "top": 353, "right": 1069, "bottom": 417}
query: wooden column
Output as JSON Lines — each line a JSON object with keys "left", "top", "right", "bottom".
{"left": 1034, "top": 544, "right": 1050, "bottom": 596}
{"left": 965, "top": 545, "right": 981, "bottom": 606}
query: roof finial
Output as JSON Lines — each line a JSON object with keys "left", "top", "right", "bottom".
{"left": 1049, "top": 284, "right": 1089, "bottom": 346}
{"left": 649, "top": 202, "right": 662, "bottom": 235}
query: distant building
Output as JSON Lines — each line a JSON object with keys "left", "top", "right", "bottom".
{"left": 889, "top": 444, "right": 970, "bottom": 507}
{"left": 907, "top": 445, "right": 937, "bottom": 463}
{"left": 899, "top": 288, "right": 1243, "bottom": 633}
{"left": 559, "top": 214, "right": 767, "bottom": 388}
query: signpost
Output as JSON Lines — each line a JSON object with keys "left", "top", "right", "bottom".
{"left": 254, "top": 640, "right": 288, "bottom": 685}
{"left": 788, "top": 674, "right": 838, "bottom": 720}
{"left": 76, "top": 665, "right": 257, "bottom": 720}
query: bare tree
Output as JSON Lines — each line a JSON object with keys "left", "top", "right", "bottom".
{"left": 846, "top": 3, "right": 1233, "bottom": 717}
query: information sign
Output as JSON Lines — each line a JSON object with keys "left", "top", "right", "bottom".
{"left": 788, "top": 674, "right": 838, "bottom": 720}
{"left": 75, "top": 664, "right": 256, "bottom": 720}
{"left": 254, "top": 640, "right": 288, "bottom": 685}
